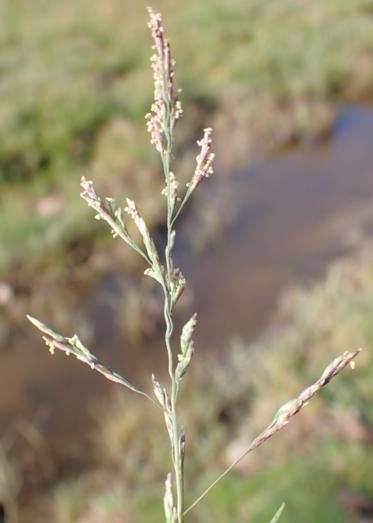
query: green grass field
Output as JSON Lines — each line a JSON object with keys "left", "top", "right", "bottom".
{"left": 1, "top": 0, "right": 373, "bottom": 273}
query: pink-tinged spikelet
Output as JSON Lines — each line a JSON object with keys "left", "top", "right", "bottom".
{"left": 146, "top": 8, "right": 183, "bottom": 154}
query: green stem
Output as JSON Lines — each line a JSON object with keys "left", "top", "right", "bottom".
{"left": 171, "top": 185, "right": 193, "bottom": 228}
{"left": 161, "top": 268, "right": 184, "bottom": 523}
{"left": 184, "top": 451, "right": 243, "bottom": 516}
{"left": 159, "top": 92, "right": 184, "bottom": 522}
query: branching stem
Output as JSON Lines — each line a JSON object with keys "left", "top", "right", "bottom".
{"left": 28, "top": 10, "right": 362, "bottom": 523}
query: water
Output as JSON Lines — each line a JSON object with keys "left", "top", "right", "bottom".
{"left": 1, "top": 105, "right": 373, "bottom": 455}
{"left": 189, "top": 105, "right": 373, "bottom": 347}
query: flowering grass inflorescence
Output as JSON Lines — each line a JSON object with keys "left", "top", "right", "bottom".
{"left": 28, "top": 8, "right": 361, "bottom": 523}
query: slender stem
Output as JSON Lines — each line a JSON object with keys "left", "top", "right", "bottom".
{"left": 159, "top": 90, "right": 184, "bottom": 522}
{"left": 184, "top": 448, "right": 245, "bottom": 516}
{"left": 171, "top": 186, "right": 193, "bottom": 228}
{"left": 161, "top": 246, "right": 184, "bottom": 522}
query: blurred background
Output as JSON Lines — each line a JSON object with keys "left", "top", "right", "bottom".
{"left": 0, "top": 0, "right": 373, "bottom": 521}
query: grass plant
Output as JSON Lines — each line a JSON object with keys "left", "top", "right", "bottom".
{"left": 28, "top": 8, "right": 361, "bottom": 523}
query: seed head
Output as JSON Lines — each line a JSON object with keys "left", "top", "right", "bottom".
{"left": 146, "top": 7, "right": 183, "bottom": 154}
{"left": 192, "top": 128, "right": 214, "bottom": 187}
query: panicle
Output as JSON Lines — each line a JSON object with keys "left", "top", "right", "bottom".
{"left": 146, "top": 7, "right": 183, "bottom": 154}
{"left": 125, "top": 198, "right": 148, "bottom": 239}
{"left": 147, "top": 8, "right": 164, "bottom": 57}
{"left": 161, "top": 171, "right": 179, "bottom": 205}
{"left": 248, "top": 349, "right": 362, "bottom": 454}
{"left": 27, "top": 315, "right": 149, "bottom": 395}
{"left": 124, "top": 198, "right": 161, "bottom": 267}
{"left": 194, "top": 128, "right": 214, "bottom": 186}
{"left": 80, "top": 176, "right": 102, "bottom": 212}
{"left": 176, "top": 313, "right": 197, "bottom": 380}
{"left": 80, "top": 177, "right": 118, "bottom": 223}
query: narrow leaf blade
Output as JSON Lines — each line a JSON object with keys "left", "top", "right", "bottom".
{"left": 269, "top": 502, "right": 285, "bottom": 523}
